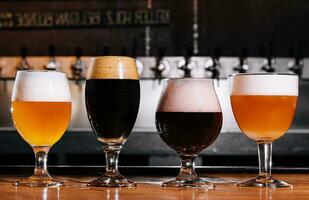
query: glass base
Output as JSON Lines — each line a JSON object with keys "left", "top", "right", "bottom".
{"left": 162, "top": 177, "right": 214, "bottom": 189}
{"left": 203, "top": 176, "right": 238, "bottom": 184}
{"left": 236, "top": 176, "right": 292, "bottom": 188}
{"left": 87, "top": 174, "right": 136, "bottom": 187}
{"left": 14, "top": 176, "right": 64, "bottom": 188}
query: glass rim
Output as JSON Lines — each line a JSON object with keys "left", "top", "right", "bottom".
{"left": 17, "top": 70, "right": 66, "bottom": 75}
{"left": 161, "top": 77, "right": 215, "bottom": 81}
{"left": 229, "top": 72, "right": 298, "bottom": 77}
{"left": 90, "top": 56, "right": 137, "bottom": 70}
{"left": 91, "top": 56, "right": 135, "bottom": 61}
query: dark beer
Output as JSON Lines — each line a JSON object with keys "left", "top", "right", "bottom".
{"left": 85, "top": 56, "right": 140, "bottom": 187}
{"left": 156, "top": 111, "right": 222, "bottom": 155}
{"left": 86, "top": 79, "right": 140, "bottom": 144}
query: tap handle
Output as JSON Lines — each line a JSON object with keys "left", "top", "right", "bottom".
{"left": 205, "top": 48, "right": 221, "bottom": 79}
{"left": 158, "top": 47, "right": 165, "bottom": 60}
{"left": 20, "top": 46, "right": 28, "bottom": 59}
{"left": 155, "top": 47, "right": 166, "bottom": 69}
{"left": 48, "top": 45, "right": 56, "bottom": 57}
{"left": 214, "top": 48, "right": 221, "bottom": 59}
{"left": 150, "top": 47, "right": 166, "bottom": 79}
{"left": 260, "top": 43, "right": 276, "bottom": 72}
{"left": 75, "top": 47, "right": 82, "bottom": 59}
{"left": 240, "top": 48, "right": 248, "bottom": 65}
{"left": 267, "top": 40, "right": 275, "bottom": 65}
{"left": 185, "top": 47, "right": 193, "bottom": 62}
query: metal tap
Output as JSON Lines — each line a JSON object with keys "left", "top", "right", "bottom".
{"left": 233, "top": 48, "right": 249, "bottom": 73}
{"left": 288, "top": 46, "right": 303, "bottom": 76}
{"left": 16, "top": 46, "right": 31, "bottom": 71}
{"left": 151, "top": 47, "right": 167, "bottom": 80}
{"left": 45, "top": 45, "right": 60, "bottom": 71}
{"left": 206, "top": 48, "right": 221, "bottom": 80}
{"left": 178, "top": 47, "right": 194, "bottom": 78}
{"left": 71, "top": 47, "right": 84, "bottom": 81}
{"left": 260, "top": 42, "right": 276, "bottom": 72}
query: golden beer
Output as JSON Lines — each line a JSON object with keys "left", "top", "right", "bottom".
{"left": 231, "top": 95, "right": 297, "bottom": 142}
{"left": 12, "top": 101, "right": 71, "bottom": 146}
{"left": 230, "top": 73, "right": 298, "bottom": 188}
{"left": 11, "top": 70, "right": 71, "bottom": 187}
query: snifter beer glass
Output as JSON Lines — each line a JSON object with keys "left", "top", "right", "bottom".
{"left": 156, "top": 78, "right": 222, "bottom": 188}
{"left": 85, "top": 56, "right": 140, "bottom": 187}
{"left": 230, "top": 73, "right": 298, "bottom": 187}
{"left": 11, "top": 71, "right": 72, "bottom": 187}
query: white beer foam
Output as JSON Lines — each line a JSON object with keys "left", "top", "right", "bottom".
{"left": 12, "top": 71, "right": 71, "bottom": 102}
{"left": 230, "top": 74, "right": 298, "bottom": 96}
{"left": 157, "top": 79, "right": 222, "bottom": 112}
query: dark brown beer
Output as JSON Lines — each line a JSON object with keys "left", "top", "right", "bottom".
{"left": 156, "top": 112, "right": 222, "bottom": 155}
{"left": 86, "top": 79, "right": 140, "bottom": 144}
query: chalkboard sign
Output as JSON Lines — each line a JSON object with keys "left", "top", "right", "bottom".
{"left": 0, "top": 9, "right": 170, "bottom": 29}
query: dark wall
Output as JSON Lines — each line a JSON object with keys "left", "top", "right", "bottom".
{"left": 0, "top": 0, "right": 308, "bottom": 57}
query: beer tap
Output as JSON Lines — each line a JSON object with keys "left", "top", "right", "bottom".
{"left": 16, "top": 46, "right": 31, "bottom": 71}
{"left": 260, "top": 42, "right": 276, "bottom": 72}
{"left": 288, "top": 46, "right": 303, "bottom": 77}
{"left": 233, "top": 48, "right": 249, "bottom": 73}
{"left": 71, "top": 47, "right": 84, "bottom": 81}
{"left": 178, "top": 47, "right": 194, "bottom": 78}
{"left": 45, "top": 45, "right": 60, "bottom": 71}
{"left": 151, "top": 47, "right": 167, "bottom": 80}
{"left": 206, "top": 48, "right": 221, "bottom": 81}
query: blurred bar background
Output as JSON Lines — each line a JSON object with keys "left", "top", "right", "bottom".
{"left": 0, "top": 0, "right": 309, "bottom": 167}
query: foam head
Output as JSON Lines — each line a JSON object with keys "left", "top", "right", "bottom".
{"left": 12, "top": 71, "right": 71, "bottom": 102}
{"left": 230, "top": 73, "right": 298, "bottom": 96}
{"left": 87, "top": 56, "right": 139, "bottom": 80}
{"left": 157, "top": 78, "right": 222, "bottom": 113}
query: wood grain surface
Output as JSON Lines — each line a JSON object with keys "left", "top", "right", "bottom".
{"left": 0, "top": 173, "right": 309, "bottom": 199}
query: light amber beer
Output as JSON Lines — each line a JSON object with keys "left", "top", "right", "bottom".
{"left": 11, "top": 70, "right": 71, "bottom": 187}
{"left": 231, "top": 95, "right": 297, "bottom": 141}
{"left": 230, "top": 74, "right": 298, "bottom": 142}
{"left": 12, "top": 101, "right": 71, "bottom": 146}
{"left": 230, "top": 73, "right": 298, "bottom": 188}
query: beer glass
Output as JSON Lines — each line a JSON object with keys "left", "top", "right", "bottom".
{"left": 85, "top": 56, "right": 140, "bottom": 187}
{"left": 11, "top": 71, "right": 72, "bottom": 187}
{"left": 230, "top": 73, "right": 298, "bottom": 187}
{"left": 156, "top": 78, "right": 222, "bottom": 188}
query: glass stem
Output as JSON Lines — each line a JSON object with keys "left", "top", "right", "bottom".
{"left": 102, "top": 144, "right": 122, "bottom": 176}
{"left": 257, "top": 142, "right": 272, "bottom": 179}
{"left": 177, "top": 154, "right": 198, "bottom": 180}
{"left": 33, "top": 146, "right": 51, "bottom": 178}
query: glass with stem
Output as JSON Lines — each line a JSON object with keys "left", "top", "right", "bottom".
{"left": 11, "top": 71, "right": 71, "bottom": 187}
{"left": 230, "top": 73, "right": 298, "bottom": 187}
{"left": 155, "top": 78, "right": 223, "bottom": 188}
{"left": 85, "top": 56, "right": 140, "bottom": 187}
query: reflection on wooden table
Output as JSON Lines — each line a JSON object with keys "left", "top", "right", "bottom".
{"left": 0, "top": 174, "right": 309, "bottom": 200}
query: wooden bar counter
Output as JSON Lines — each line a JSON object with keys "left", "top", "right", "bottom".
{"left": 1, "top": 167, "right": 309, "bottom": 200}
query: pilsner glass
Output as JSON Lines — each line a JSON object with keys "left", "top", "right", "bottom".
{"left": 85, "top": 56, "right": 140, "bottom": 187}
{"left": 155, "top": 78, "right": 223, "bottom": 189}
{"left": 230, "top": 73, "right": 298, "bottom": 187}
{"left": 11, "top": 71, "right": 72, "bottom": 187}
